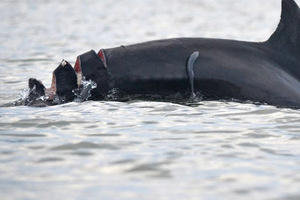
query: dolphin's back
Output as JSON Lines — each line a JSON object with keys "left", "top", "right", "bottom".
{"left": 98, "top": 0, "right": 300, "bottom": 107}
{"left": 102, "top": 36, "right": 300, "bottom": 106}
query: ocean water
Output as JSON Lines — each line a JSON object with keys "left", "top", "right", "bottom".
{"left": 0, "top": 0, "right": 300, "bottom": 199}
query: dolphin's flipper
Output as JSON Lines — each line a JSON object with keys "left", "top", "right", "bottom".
{"left": 186, "top": 51, "right": 199, "bottom": 99}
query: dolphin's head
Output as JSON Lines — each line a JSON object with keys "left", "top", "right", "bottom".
{"left": 21, "top": 78, "right": 51, "bottom": 106}
{"left": 28, "top": 78, "right": 46, "bottom": 100}
{"left": 19, "top": 50, "right": 108, "bottom": 106}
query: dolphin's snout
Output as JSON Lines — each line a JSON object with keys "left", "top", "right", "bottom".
{"left": 28, "top": 78, "right": 46, "bottom": 99}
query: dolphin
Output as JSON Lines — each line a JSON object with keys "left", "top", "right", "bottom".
{"left": 23, "top": 0, "right": 300, "bottom": 108}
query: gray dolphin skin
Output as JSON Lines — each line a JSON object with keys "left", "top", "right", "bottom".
{"left": 23, "top": 0, "right": 300, "bottom": 108}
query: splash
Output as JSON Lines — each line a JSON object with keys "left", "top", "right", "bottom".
{"left": 74, "top": 78, "right": 97, "bottom": 102}
{"left": 13, "top": 78, "right": 97, "bottom": 106}
{"left": 13, "top": 88, "right": 29, "bottom": 106}
{"left": 14, "top": 87, "right": 48, "bottom": 106}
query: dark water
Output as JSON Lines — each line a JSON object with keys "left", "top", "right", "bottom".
{"left": 1, "top": 0, "right": 300, "bottom": 199}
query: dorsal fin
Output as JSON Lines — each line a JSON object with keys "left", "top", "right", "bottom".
{"left": 266, "top": 0, "right": 300, "bottom": 56}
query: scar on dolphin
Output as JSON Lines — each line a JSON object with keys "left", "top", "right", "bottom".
{"left": 186, "top": 51, "right": 199, "bottom": 99}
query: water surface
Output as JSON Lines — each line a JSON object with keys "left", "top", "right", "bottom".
{"left": 1, "top": 0, "right": 300, "bottom": 199}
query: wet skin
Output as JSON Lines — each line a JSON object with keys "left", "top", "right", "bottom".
{"left": 24, "top": 0, "right": 300, "bottom": 108}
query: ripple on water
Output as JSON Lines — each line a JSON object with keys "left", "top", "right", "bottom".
{"left": 36, "top": 157, "right": 64, "bottom": 163}
{"left": 238, "top": 142, "right": 260, "bottom": 148}
{"left": 50, "top": 141, "right": 121, "bottom": 151}
{"left": 244, "top": 132, "right": 279, "bottom": 139}
{"left": 1, "top": 0, "right": 300, "bottom": 199}
{"left": 126, "top": 161, "right": 172, "bottom": 178}
{"left": 259, "top": 148, "right": 294, "bottom": 157}
{"left": 0, "top": 133, "right": 47, "bottom": 138}
{"left": 85, "top": 133, "right": 120, "bottom": 137}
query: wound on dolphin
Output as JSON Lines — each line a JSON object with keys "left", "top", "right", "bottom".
{"left": 20, "top": 0, "right": 300, "bottom": 108}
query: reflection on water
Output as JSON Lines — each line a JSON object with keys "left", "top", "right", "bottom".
{"left": 1, "top": 101, "right": 300, "bottom": 200}
{"left": 1, "top": 0, "right": 300, "bottom": 200}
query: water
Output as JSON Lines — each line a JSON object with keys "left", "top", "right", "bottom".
{"left": 1, "top": 0, "right": 300, "bottom": 199}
